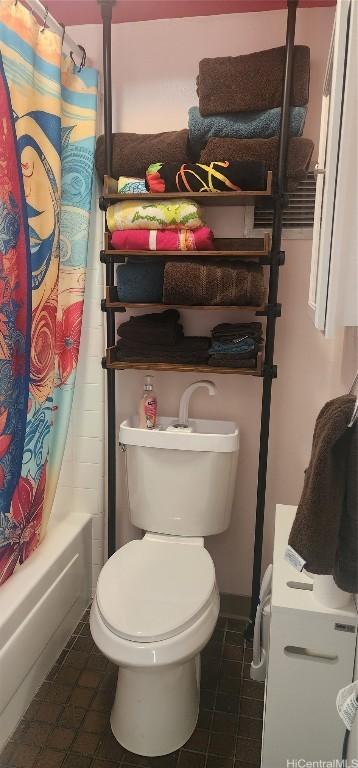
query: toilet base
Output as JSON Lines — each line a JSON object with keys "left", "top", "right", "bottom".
{"left": 110, "top": 655, "right": 200, "bottom": 757}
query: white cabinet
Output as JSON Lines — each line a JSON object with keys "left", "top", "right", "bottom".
{"left": 261, "top": 505, "right": 358, "bottom": 768}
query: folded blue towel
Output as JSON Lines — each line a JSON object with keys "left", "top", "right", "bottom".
{"left": 116, "top": 258, "right": 164, "bottom": 303}
{"left": 188, "top": 105, "right": 307, "bottom": 156}
{"left": 209, "top": 337, "right": 257, "bottom": 356}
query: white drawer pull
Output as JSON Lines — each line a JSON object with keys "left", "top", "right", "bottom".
{"left": 284, "top": 645, "right": 338, "bottom": 663}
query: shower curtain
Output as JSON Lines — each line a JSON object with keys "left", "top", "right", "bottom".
{"left": 0, "top": 0, "right": 98, "bottom": 584}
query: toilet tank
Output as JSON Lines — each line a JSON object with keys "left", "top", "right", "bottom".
{"left": 119, "top": 417, "right": 239, "bottom": 537}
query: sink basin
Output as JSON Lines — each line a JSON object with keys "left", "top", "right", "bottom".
{"left": 119, "top": 416, "right": 239, "bottom": 453}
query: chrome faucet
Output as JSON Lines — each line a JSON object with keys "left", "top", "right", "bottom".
{"left": 178, "top": 380, "right": 216, "bottom": 427}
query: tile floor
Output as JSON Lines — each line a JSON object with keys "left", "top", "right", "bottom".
{"left": 1, "top": 608, "right": 264, "bottom": 768}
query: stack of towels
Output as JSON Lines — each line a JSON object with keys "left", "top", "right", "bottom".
{"left": 208, "top": 322, "right": 263, "bottom": 369}
{"left": 114, "top": 311, "right": 262, "bottom": 368}
{"left": 109, "top": 199, "right": 266, "bottom": 306}
{"left": 96, "top": 45, "right": 313, "bottom": 191}
{"left": 115, "top": 309, "right": 210, "bottom": 365}
{"left": 116, "top": 257, "right": 265, "bottom": 306}
{"left": 107, "top": 198, "right": 214, "bottom": 253}
{"left": 191, "top": 45, "right": 313, "bottom": 190}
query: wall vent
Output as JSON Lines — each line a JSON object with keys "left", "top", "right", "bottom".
{"left": 244, "top": 172, "right": 316, "bottom": 239}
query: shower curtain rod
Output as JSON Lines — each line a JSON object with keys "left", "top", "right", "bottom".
{"left": 22, "top": 0, "right": 85, "bottom": 62}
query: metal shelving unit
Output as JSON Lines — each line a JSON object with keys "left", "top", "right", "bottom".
{"left": 98, "top": 0, "right": 298, "bottom": 634}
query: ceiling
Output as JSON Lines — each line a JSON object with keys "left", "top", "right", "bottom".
{"left": 46, "top": 0, "right": 336, "bottom": 26}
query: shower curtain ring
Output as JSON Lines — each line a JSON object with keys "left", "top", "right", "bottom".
{"left": 40, "top": 6, "right": 49, "bottom": 32}
{"left": 70, "top": 45, "right": 87, "bottom": 72}
{"left": 60, "top": 23, "right": 66, "bottom": 47}
{"left": 79, "top": 45, "right": 87, "bottom": 70}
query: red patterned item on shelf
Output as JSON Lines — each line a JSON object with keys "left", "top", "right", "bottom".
{"left": 109, "top": 226, "right": 214, "bottom": 251}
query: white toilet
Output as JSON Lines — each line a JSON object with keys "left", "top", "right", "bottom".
{"left": 90, "top": 413, "right": 239, "bottom": 757}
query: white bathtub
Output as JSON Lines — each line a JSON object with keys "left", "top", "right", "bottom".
{"left": 0, "top": 512, "right": 92, "bottom": 749}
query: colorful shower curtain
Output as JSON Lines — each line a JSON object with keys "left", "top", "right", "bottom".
{"left": 0, "top": 0, "right": 98, "bottom": 583}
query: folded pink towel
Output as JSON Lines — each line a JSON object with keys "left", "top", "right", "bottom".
{"left": 109, "top": 227, "right": 214, "bottom": 251}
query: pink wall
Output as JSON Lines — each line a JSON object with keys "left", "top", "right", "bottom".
{"left": 69, "top": 6, "right": 356, "bottom": 596}
{"left": 48, "top": 0, "right": 336, "bottom": 26}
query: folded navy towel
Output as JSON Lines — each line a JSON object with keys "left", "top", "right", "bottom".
{"left": 116, "top": 258, "right": 164, "bottom": 303}
{"left": 188, "top": 105, "right": 307, "bottom": 156}
{"left": 209, "top": 338, "right": 257, "bottom": 356}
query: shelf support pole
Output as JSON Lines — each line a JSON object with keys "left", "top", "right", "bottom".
{"left": 99, "top": 0, "right": 116, "bottom": 558}
{"left": 246, "top": 0, "right": 298, "bottom": 636}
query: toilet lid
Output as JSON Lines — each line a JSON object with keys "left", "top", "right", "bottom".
{"left": 96, "top": 537, "right": 216, "bottom": 642}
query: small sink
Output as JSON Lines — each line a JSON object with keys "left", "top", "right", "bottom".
{"left": 119, "top": 417, "right": 239, "bottom": 453}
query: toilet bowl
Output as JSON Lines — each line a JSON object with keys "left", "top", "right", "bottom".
{"left": 90, "top": 533, "right": 219, "bottom": 756}
{"left": 91, "top": 414, "right": 239, "bottom": 756}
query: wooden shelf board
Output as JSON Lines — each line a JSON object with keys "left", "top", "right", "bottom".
{"left": 105, "top": 303, "right": 264, "bottom": 315}
{"left": 107, "top": 304, "right": 264, "bottom": 312}
{"left": 106, "top": 360, "right": 262, "bottom": 376}
{"left": 104, "top": 235, "right": 271, "bottom": 260}
{"left": 103, "top": 172, "right": 273, "bottom": 206}
{"left": 105, "top": 287, "right": 265, "bottom": 312}
{"left": 105, "top": 349, "right": 263, "bottom": 376}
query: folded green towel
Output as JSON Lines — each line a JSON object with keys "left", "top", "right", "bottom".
{"left": 107, "top": 199, "right": 203, "bottom": 232}
{"left": 188, "top": 106, "right": 307, "bottom": 157}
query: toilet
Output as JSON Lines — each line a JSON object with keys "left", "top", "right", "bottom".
{"left": 90, "top": 415, "right": 239, "bottom": 757}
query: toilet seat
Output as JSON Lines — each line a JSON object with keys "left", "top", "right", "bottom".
{"left": 96, "top": 535, "right": 216, "bottom": 643}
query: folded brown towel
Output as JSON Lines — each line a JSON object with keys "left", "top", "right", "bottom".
{"left": 200, "top": 137, "right": 314, "bottom": 187}
{"left": 96, "top": 129, "right": 189, "bottom": 180}
{"left": 118, "top": 309, "right": 183, "bottom": 345}
{"left": 197, "top": 46, "right": 310, "bottom": 115}
{"left": 163, "top": 261, "right": 265, "bottom": 306}
{"left": 288, "top": 395, "right": 356, "bottom": 576}
{"left": 212, "top": 322, "right": 263, "bottom": 343}
{"left": 334, "top": 423, "right": 358, "bottom": 593}
{"left": 115, "top": 337, "right": 210, "bottom": 365}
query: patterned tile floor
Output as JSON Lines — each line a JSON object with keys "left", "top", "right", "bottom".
{"left": 1, "top": 608, "right": 264, "bottom": 768}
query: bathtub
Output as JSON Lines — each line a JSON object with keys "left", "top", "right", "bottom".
{"left": 0, "top": 512, "right": 92, "bottom": 749}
